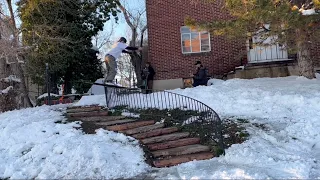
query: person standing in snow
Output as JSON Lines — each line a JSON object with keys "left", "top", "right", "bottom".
{"left": 104, "top": 37, "right": 142, "bottom": 84}
{"left": 191, "top": 61, "right": 208, "bottom": 87}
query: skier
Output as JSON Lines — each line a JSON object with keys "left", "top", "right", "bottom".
{"left": 103, "top": 37, "right": 142, "bottom": 84}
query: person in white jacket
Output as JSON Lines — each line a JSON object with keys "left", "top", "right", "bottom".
{"left": 103, "top": 37, "right": 142, "bottom": 84}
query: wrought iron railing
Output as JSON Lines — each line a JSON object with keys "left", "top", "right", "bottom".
{"left": 95, "top": 83, "right": 224, "bottom": 153}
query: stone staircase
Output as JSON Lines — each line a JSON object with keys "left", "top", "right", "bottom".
{"left": 66, "top": 105, "right": 215, "bottom": 168}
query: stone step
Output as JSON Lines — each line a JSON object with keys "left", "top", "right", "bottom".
{"left": 67, "top": 105, "right": 100, "bottom": 110}
{"left": 75, "top": 116, "right": 125, "bottom": 122}
{"left": 132, "top": 127, "right": 179, "bottom": 139}
{"left": 106, "top": 120, "right": 155, "bottom": 131}
{"left": 151, "top": 144, "right": 210, "bottom": 158}
{"left": 67, "top": 111, "right": 109, "bottom": 118}
{"left": 95, "top": 119, "right": 137, "bottom": 126}
{"left": 124, "top": 123, "right": 165, "bottom": 135}
{"left": 141, "top": 132, "right": 190, "bottom": 145}
{"left": 66, "top": 106, "right": 102, "bottom": 113}
{"left": 147, "top": 138, "right": 201, "bottom": 151}
{"left": 153, "top": 152, "right": 214, "bottom": 168}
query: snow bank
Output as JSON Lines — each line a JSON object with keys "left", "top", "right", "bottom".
{"left": 73, "top": 94, "right": 106, "bottom": 106}
{"left": 0, "top": 105, "right": 149, "bottom": 179}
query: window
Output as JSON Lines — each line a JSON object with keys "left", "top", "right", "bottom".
{"left": 180, "top": 26, "right": 211, "bottom": 54}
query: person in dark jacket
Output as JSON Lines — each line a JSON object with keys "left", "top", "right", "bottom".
{"left": 141, "top": 62, "right": 155, "bottom": 93}
{"left": 192, "top": 61, "right": 208, "bottom": 87}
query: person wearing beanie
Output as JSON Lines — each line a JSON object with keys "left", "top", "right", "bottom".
{"left": 103, "top": 37, "right": 142, "bottom": 84}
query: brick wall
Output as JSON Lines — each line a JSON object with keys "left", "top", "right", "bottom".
{"left": 146, "top": 0, "right": 246, "bottom": 80}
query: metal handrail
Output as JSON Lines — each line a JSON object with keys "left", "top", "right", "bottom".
{"left": 93, "top": 83, "right": 225, "bottom": 153}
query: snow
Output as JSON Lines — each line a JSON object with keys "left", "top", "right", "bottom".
{"left": 2, "top": 76, "right": 320, "bottom": 179}
{"left": 0, "top": 75, "right": 21, "bottom": 83}
{"left": 154, "top": 76, "right": 320, "bottom": 179}
{"left": 0, "top": 105, "right": 149, "bottom": 179}
{"left": 207, "top": 78, "right": 224, "bottom": 86}
{"left": 37, "top": 93, "right": 59, "bottom": 99}
{"left": 86, "top": 78, "right": 122, "bottom": 95}
{"left": 122, "top": 112, "right": 140, "bottom": 118}
{"left": 73, "top": 94, "right": 105, "bottom": 106}
{"left": 301, "top": 8, "right": 317, "bottom": 15}
{"left": 76, "top": 76, "right": 320, "bottom": 179}
{"left": 0, "top": 86, "right": 13, "bottom": 94}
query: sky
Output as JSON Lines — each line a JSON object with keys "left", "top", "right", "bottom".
{"left": 103, "top": 0, "right": 146, "bottom": 41}
{"left": 98, "top": 0, "right": 146, "bottom": 55}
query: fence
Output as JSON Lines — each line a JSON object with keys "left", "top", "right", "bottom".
{"left": 99, "top": 83, "right": 225, "bottom": 152}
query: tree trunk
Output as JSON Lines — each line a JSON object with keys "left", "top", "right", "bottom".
{"left": 16, "top": 64, "right": 33, "bottom": 107}
{"left": 6, "top": 0, "right": 33, "bottom": 108}
{"left": 130, "top": 53, "right": 143, "bottom": 86}
{"left": 297, "top": 41, "right": 315, "bottom": 79}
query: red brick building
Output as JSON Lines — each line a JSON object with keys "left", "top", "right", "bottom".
{"left": 146, "top": 0, "right": 320, "bottom": 89}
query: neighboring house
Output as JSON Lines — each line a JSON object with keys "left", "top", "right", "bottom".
{"left": 146, "top": 0, "right": 320, "bottom": 90}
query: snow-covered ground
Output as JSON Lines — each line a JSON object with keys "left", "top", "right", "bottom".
{"left": 153, "top": 76, "right": 320, "bottom": 179}
{"left": 0, "top": 105, "right": 149, "bottom": 179}
{"left": 75, "top": 76, "right": 320, "bottom": 179}
{"left": 1, "top": 76, "right": 320, "bottom": 179}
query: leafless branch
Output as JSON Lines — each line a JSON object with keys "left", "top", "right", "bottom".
{"left": 141, "top": 25, "right": 147, "bottom": 34}
{"left": 118, "top": 2, "right": 135, "bottom": 30}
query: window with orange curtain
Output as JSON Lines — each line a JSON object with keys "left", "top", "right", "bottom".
{"left": 180, "top": 26, "right": 211, "bottom": 54}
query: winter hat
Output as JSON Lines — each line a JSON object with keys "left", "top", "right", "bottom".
{"left": 194, "top": 61, "right": 202, "bottom": 65}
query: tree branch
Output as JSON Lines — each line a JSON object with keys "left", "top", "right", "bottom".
{"left": 118, "top": 2, "right": 135, "bottom": 30}
{"left": 141, "top": 25, "right": 148, "bottom": 34}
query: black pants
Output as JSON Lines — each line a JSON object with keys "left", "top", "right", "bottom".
{"left": 193, "top": 79, "right": 207, "bottom": 87}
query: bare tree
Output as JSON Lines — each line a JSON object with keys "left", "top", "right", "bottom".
{"left": 117, "top": 0, "right": 148, "bottom": 86}
{"left": 0, "top": 0, "right": 33, "bottom": 111}
{"left": 92, "top": 22, "right": 115, "bottom": 50}
{"left": 117, "top": 54, "right": 136, "bottom": 87}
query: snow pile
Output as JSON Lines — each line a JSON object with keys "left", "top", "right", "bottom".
{"left": 0, "top": 105, "right": 149, "bottom": 179}
{"left": 74, "top": 94, "right": 105, "bottom": 106}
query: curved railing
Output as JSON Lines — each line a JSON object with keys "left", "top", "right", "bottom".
{"left": 95, "top": 83, "right": 225, "bottom": 153}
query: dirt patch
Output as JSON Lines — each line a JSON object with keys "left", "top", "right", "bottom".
{"left": 222, "top": 119, "right": 249, "bottom": 148}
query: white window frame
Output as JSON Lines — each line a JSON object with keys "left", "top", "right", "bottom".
{"left": 180, "top": 26, "right": 211, "bottom": 54}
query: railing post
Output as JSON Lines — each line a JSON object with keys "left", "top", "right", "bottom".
{"left": 45, "top": 63, "right": 51, "bottom": 106}
{"left": 104, "top": 85, "right": 109, "bottom": 108}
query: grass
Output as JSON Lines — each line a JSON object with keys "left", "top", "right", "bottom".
{"left": 110, "top": 106, "right": 250, "bottom": 156}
